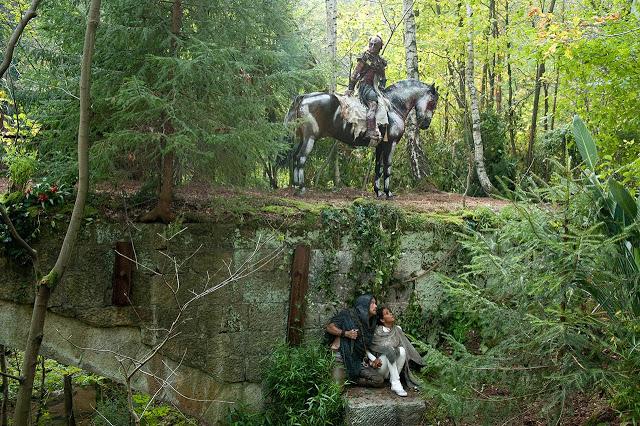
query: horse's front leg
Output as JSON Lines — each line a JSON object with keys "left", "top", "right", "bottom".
{"left": 382, "top": 141, "right": 397, "bottom": 198}
{"left": 293, "top": 136, "right": 315, "bottom": 195}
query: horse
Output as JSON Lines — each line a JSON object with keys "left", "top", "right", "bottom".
{"left": 285, "top": 79, "right": 438, "bottom": 197}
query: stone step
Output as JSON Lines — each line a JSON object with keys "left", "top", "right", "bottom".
{"left": 345, "top": 387, "right": 426, "bottom": 426}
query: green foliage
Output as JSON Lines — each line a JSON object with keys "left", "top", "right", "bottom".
{"left": 0, "top": 178, "right": 73, "bottom": 263}
{"left": 573, "top": 115, "right": 640, "bottom": 285}
{"left": 2, "top": 144, "right": 38, "bottom": 190}
{"left": 260, "top": 342, "right": 344, "bottom": 426}
{"left": 349, "top": 201, "right": 404, "bottom": 298}
{"left": 480, "top": 111, "right": 516, "bottom": 188}
{"left": 411, "top": 162, "right": 640, "bottom": 423}
{"left": 21, "top": 0, "right": 324, "bottom": 190}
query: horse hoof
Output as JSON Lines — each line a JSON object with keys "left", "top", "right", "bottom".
{"left": 385, "top": 192, "right": 395, "bottom": 200}
{"left": 375, "top": 190, "right": 384, "bottom": 198}
{"left": 294, "top": 187, "right": 306, "bottom": 196}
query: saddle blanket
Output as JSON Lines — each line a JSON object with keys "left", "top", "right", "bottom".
{"left": 335, "top": 93, "right": 390, "bottom": 139}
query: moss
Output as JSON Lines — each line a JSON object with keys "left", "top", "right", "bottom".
{"left": 260, "top": 205, "right": 299, "bottom": 216}
{"left": 40, "top": 270, "right": 60, "bottom": 288}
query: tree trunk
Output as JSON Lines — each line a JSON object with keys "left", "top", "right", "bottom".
{"left": 550, "top": 66, "right": 560, "bottom": 130}
{"left": 1, "top": 346, "right": 7, "bottom": 426}
{"left": 526, "top": 0, "right": 556, "bottom": 166}
{"left": 480, "top": 62, "right": 487, "bottom": 110}
{"left": 489, "top": 0, "right": 498, "bottom": 110}
{"left": 466, "top": 4, "right": 495, "bottom": 195}
{"left": 13, "top": 1, "right": 101, "bottom": 423}
{"left": 325, "top": 0, "right": 341, "bottom": 188}
{"left": 63, "top": 375, "right": 76, "bottom": 426}
{"left": 505, "top": 0, "right": 516, "bottom": 156}
{"left": 142, "top": 0, "right": 182, "bottom": 222}
{"left": 403, "top": 0, "right": 429, "bottom": 183}
{"left": 544, "top": 78, "right": 551, "bottom": 131}
{"left": 35, "top": 357, "right": 45, "bottom": 424}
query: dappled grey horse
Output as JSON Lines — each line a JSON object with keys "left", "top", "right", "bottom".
{"left": 286, "top": 79, "right": 438, "bottom": 197}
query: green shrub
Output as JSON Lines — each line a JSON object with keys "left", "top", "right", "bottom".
{"left": 263, "top": 343, "right": 344, "bottom": 426}
{"left": 2, "top": 144, "right": 38, "bottom": 190}
{"left": 0, "top": 178, "right": 72, "bottom": 263}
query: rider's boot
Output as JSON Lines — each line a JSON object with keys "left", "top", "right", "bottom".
{"left": 365, "top": 101, "right": 381, "bottom": 145}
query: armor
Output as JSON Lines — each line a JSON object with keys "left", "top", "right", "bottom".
{"left": 347, "top": 36, "right": 387, "bottom": 141}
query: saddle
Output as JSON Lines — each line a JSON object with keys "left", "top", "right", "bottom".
{"left": 335, "top": 92, "right": 391, "bottom": 141}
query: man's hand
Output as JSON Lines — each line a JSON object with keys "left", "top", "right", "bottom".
{"left": 345, "top": 329, "right": 358, "bottom": 340}
{"left": 345, "top": 89, "right": 354, "bottom": 97}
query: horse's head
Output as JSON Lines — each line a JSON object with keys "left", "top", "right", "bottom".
{"left": 415, "top": 83, "right": 439, "bottom": 130}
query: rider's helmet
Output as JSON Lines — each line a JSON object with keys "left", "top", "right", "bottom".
{"left": 368, "top": 35, "right": 383, "bottom": 55}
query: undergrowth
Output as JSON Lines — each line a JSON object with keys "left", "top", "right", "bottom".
{"left": 226, "top": 342, "right": 344, "bottom": 426}
{"left": 410, "top": 164, "right": 640, "bottom": 424}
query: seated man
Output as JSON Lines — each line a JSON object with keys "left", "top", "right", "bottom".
{"left": 345, "top": 34, "right": 387, "bottom": 141}
{"left": 325, "top": 294, "right": 384, "bottom": 387}
{"left": 367, "top": 305, "right": 425, "bottom": 396}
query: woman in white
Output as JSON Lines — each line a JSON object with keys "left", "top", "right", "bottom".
{"left": 367, "top": 306, "right": 424, "bottom": 396}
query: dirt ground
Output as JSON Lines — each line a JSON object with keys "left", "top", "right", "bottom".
{"left": 2, "top": 177, "right": 509, "bottom": 215}
{"left": 103, "top": 180, "right": 509, "bottom": 213}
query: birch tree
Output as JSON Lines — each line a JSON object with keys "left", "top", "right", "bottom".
{"left": 325, "top": 0, "right": 341, "bottom": 187}
{"left": 403, "top": 0, "right": 429, "bottom": 183}
{"left": 466, "top": 3, "right": 495, "bottom": 195}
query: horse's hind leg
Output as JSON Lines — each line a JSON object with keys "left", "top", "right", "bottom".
{"left": 382, "top": 141, "right": 397, "bottom": 198}
{"left": 373, "top": 144, "right": 385, "bottom": 198}
{"left": 293, "top": 135, "right": 315, "bottom": 194}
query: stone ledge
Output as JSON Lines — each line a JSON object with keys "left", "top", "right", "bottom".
{"left": 345, "top": 387, "right": 426, "bottom": 426}
{"left": 49, "top": 306, "right": 152, "bottom": 328}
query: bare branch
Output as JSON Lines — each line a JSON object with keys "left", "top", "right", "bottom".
{"left": 0, "top": 370, "right": 23, "bottom": 382}
{"left": 0, "top": 204, "right": 38, "bottom": 260}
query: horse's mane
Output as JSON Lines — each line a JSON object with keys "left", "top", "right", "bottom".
{"left": 384, "top": 79, "right": 430, "bottom": 92}
{"left": 383, "top": 79, "right": 436, "bottom": 113}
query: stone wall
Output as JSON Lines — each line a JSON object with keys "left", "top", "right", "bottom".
{"left": 0, "top": 215, "right": 463, "bottom": 424}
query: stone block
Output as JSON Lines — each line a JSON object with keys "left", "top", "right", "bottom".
{"left": 394, "top": 251, "right": 423, "bottom": 280}
{"left": 243, "top": 330, "right": 285, "bottom": 356}
{"left": 244, "top": 355, "right": 267, "bottom": 383}
{"left": 415, "top": 274, "right": 444, "bottom": 313}
{"left": 387, "top": 281, "right": 414, "bottom": 303}
{"left": 307, "top": 302, "right": 340, "bottom": 330}
{"left": 247, "top": 303, "right": 287, "bottom": 331}
{"left": 345, "top": 387, "right": 426, "bottom": 426}
{"left": 400, "top": 231, "right": 435, "bottom": 252}
{"left": 160, "top": 334, "right": 209, "bottom": 371}
{"left": 219, "top": 304, "right": 249, "bottom": 333}
{"left": 233, "top": 248, "right": 288, "bottom": 274}
{"left": 49, "top": 306, "right": 152, "bottom": 328}
{"left": 310, "top": 250, "right": 353, "bottom": 277}
{"left": 208, "top": 354, "right": 246, "bottom": 383}
{"left": 241, "top": 274, "right": 290, "bottom": 304}
{"left": 188, "top": 249, "right": 234, "bottom": 275}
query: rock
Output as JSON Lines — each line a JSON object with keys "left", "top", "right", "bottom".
{"left": 344, "top": 387, "right": 426, "bottom": 426}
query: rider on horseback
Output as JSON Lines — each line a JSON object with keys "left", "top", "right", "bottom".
{"left": 345, "top": 35, "right": 387, "bottom": 142}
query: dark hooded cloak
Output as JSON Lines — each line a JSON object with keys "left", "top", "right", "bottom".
{"left": 325, "top": 294, "right": 377, "bottom": 381}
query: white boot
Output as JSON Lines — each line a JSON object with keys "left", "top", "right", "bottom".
{"left": 391, "top": 380, "right": 407, "bottom": 397}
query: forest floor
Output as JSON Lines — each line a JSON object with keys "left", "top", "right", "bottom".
{"left": 98, "top": 180, "right": 510, "bottom": 214}
{"left": 2, "top": 177, "right": 510, "bottom": 217}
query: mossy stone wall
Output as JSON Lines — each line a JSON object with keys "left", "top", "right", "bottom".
{"left": 0, "top": 204, "right": 476, "bottom": 423}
